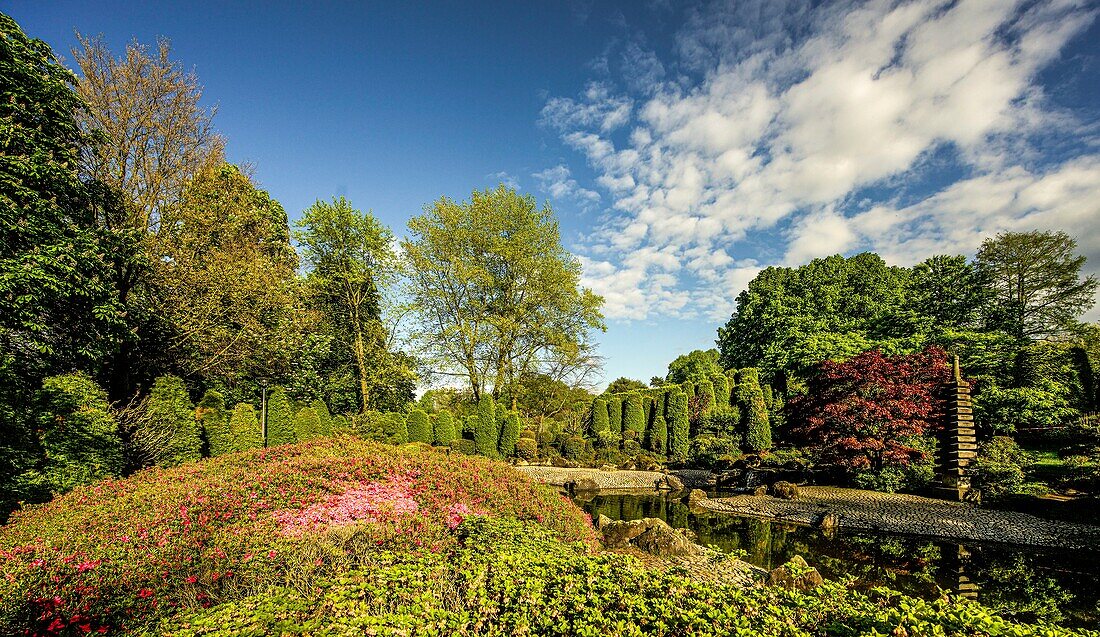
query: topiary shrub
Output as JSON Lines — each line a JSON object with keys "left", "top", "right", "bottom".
{"left": 701, "top": 406, "right": 741, "bottom": 438}
{"left": 293, "top": 407, "right": 322, "bottom": 441}
{"left": 498, "top": 411, "right": 521, "bottom": 458}
{"left": 433, "top": 410, "right": 457, "bottom": 446}
{"left": 406, "top": 409, "right": 431, "bottom": 444}
{"left": 147, "top": 375, "right": 201, "bottom": 466}
{"left": 972, "top": 436, "right": 1028, "bottom": 501}
{"left": 228, "top": 403, "right": 262, "bottom": 452}
{"left": 646, "top": 413, "right": 667, "bottom": 456}
{"left": 697, "top": 380, "right": 716, "bottom": 416}
{"left": 265, "top": 387, "right": 296, "bottom": 447}
{"left": 594, "top": 429, "right": 618, "bottom": 450}
{"left": 519, "top": 428, "right": 536, "bottom": 440}
{"left": 622, "top": 439, "right": 642, "bottom": 456}
{"left": 197, "top": 390, "right": 230, "bottom": 457}
{"left": 737, "top": 368, "right": 772, "bottom": 453}
{"left": 562, "top": 436, "right": 590, "bottom": 464}
{"left": 450, "top": 438, "right": 476, "bottom": 455}
{"left": 623, "top": 393, "right": 645, "bottom": 440}
{"left": 382, "top": 412, "right": 409, "bottom": 445}
{"left": 688, "top": 434, "right": 741, "bottom": 469}
{"left": 591, "top": 398, "right": 609, "bottom": 434}
{"left": 475, "top": 396, "right": 500, "bottom": 458}
{"left": 330, "top": 414, "right": 352, "bottom": 434}
{"left": 607, "top": 396, "right": 623, "bottom": 436}
{"left": 311, "top": 399, "right": 333, "bottom": 437}
{"left": 713, "top": 375, "right": 731, "bottom": 409}
{"left": 515, "top": 437, "right": 537, "bottom": 461}
{"left": 667, "top": 390, "right": 690, "bottom": 462}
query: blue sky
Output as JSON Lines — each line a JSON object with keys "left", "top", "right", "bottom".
{"left": 10, "top": 0, "right": 1100, "bottom": 389}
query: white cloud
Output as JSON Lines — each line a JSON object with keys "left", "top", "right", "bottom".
{"left": 532, "top": 164, "right": 600, "bottom": 210}
{"left": 549, "top": 0, "right": 1099, "bottom": 321}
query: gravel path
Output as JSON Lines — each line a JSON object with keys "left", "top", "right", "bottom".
{"left": 701, "top": 486, "right": 1100, "bottom": 549}
{"left": 515, "top": 465, "right": 675, "bottom": 490}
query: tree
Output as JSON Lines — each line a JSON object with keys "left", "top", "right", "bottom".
{"left": 904, "top": 255, "right": 991, "bottom": 331}
{"left": 146, "top": 375, "right": 200, "bottom": 467}
{"left": 311, "top": 399, "right": 333, "bottom": 437}
{"left": 647, "top": 413, "right": 668, "bottom": 455}
{"left": 623, "top": 394, "right": 646, "bottom": 440}
{"left": 667, "top": 390, "right": 690, "bottom": 462}
{"left": 591, "top": 398, "right": 609, "bottom": 434}
{"left": 381, "top": 413, "right": 408, "bottom": 445}
{"left": 265, "top": 387, "right": 296, "bottom": 447}
{"left": 293, "top": 407, "right": 322, "bottom": 441}
{"left": 228, "top": 403, "right": 262, "bottom": 452}
{"left": 406, "top": 409, "right": 431, "bottom": 444}
{"left": 474, "top": 395, "right": 499, "bottom": 458}
{"left": 736, "top": 369, "right": 771, "bottom": 453}
{"left": 196, "top": 390, "right": 229, "bottom": 456}
{"left": 432, "top": 410, "right": 457, "bottom": 446}
{"left": 605, "top": 377, "right": 647, "bottom": 394}
{"left": 403, "top": 185, "right": 604, "bottom": 400}
{"left": 666, "top": 349, "right": 723, "bottom": 384}
{"left": 296, "top": 198, "right": 413, "bottom": 412}
{"left": 499, "top": 411, "right": 521, "bottom": 458}
{"left": 607, "top": 396, "right": 623, "bottom": 437}
{"left": 976, "top": 231, "right": 1098, "bottom": 339}
{"left": 786, "top": 348, "right": 952, "bottom": 475}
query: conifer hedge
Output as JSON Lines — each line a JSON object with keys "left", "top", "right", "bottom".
{"left": 623, "top": 393, "right": 646, "bottom": 439}
{"left": 293, "top": 407, "right": 322, "bottom": 440}
{"left": 648, "top": 413, "right": 667, "bottom": 455}
{"left": 667, "top": 389, "right": 690, "bottom": 462}
{"left": 736, "top": 368, "right": 772, "bottom": 452}
{"left": 197, "top": 390, "right": 230, "bottom": 457}
{"left": 148, "top": 375, "right": 201, "bottom": 466}
{"left": 608, "top": 396, "right": 622, "bottom": 436}
{"left": 432, "top": 410, "right": 457, "bottom": 446}
{"left": 311, "top": 399, "right": 333, "bottom": 437}
{"left": 592, "top": 398, "right": 609, "bottom": 433}
{"left": 265, "top": 387, "right": 296, "bottom": 447}
{"left": 406, "top": 409, "right": 431, "bottom": 444}
{"left": 498, "top": 410, "right": 521, "bottom": 457}
{"left": 228, "top": 403, "right": 262, "bottom": 452}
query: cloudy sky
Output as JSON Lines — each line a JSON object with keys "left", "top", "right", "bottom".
{"left": 12, "top": 0, "right": 1100, "bottom": 387}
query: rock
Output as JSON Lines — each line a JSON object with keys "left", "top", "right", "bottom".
{"left": 657, "top": 474, "right": 685, "bottom": 491}
{"left": 550, "top": 456, "right": 572, "bottom": 468}
{"left": 687, "top": 488, "right": 708, "bottom": 507}
{"left": 816, "top": 513, "right": 840, "bottom": 535}
{"left": 596, "top": 514, "right": 612, "bottom": 530}
{"left": 573, "top": 477, "right": 600, "bottom": 492}
{"left": 599, "top": 464, "right": 617, "bottom": 472}
{"left": 771, "top": 481, "right": 799, "bottom": 499}
{"left": 600, "top": 517, "right": 702, "bottom": 557}
{"left": 767, "top": 555, "right": 824, "bottom": 591}
{"left": 753, "top": 485, "right": 768, "bottom": 496}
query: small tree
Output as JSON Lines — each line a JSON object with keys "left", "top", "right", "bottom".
{"left": 713, "top": 375, "right": 731, "bottom": 409}
{"left": 475, "top": 395, "right": 499, "bottom": 458}
{"left": 607, "top": 396, "right": 622, "bottom": 436}
{"left": 624, "top": 393, "right": 645, "bottom": 440}
{"left": 311, "top": 399, "right": 333, "bottom": 437}
{"left": 147, "top": 376, "right": 200, "bottom": 466}
{"left": 294, "top": 407, "right": 322, "bottom": 441}
{"left": 406, "top": 409, "right": 431, "bottom": 444}
{"left": 736, "top": 369, "right": 771, "bottom": 453}
{"left": 229, "top": 403, "right": 263, "bottom": 452}
{"left": 647, "top": 413, "right": 668, "bottom": 455}
{"left": 382, "top": 413, "right": 408, "bottom": 445}
{"left": 499, "top": 410, "right": 521, "bottom": 457}
{"left": 433, "top": 410, "right": 457, "bottom": 446}
{"left": 591, "top": 398, "right": 609, "bottom": 434}
{"left": 697, "top": 380, "right": 716, "bottom": 416}
{"left": 197, "top": 389, "right": 229, "bottom": 457}
{"left": 667, "top": 390, "right": 690, "bottom": 462}
{"left": 265, "top": 387, "right": 296, "bottom": 447}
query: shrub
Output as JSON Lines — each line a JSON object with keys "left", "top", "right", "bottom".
{"left": 196, "top": 390, "right": 229, "bottom": 457}
{"left": 701, "top": 406, "right": 740, "bottom": 438}
{"left": 330, "top": 414, "right": 352, "bottom": 434}
{"left": 591, "top": 398, "right": 609, "bottom": 434}
{"left": 450, "top": 438, "right": 476, "bottom": 455}
{"left": 382, "top": 412, "right": 409, "bottom": 445}
{"left": 622, "top": 439, "right": 642, "bottom": 456}
{"left": 293, "top": 407, "right": 322, "bottom": 441}
{"left": 25, "top": 373, "right": 123, "bottom": 497}
{"left": 147, "top": 376, "right": 201, "bottom": 466}
{"left": 406, "top": 409, "right": 431, "bottom": 444}
{"left": 680, "top": 381, "right": 695, "bottom": 400}
{"left": 736, "top": 369, "right": 772, "bottom": 453}
{"left": 646, "top": 414, "right": 667, "bottom": 455}
{"left": 972, "top": 436, "right": 1029, "bottom": 501}
{"left": 265, "top": 387, "right": 297, "bottom": 447}
{"left": 607, "top": 396, "right": 622, "bottom": 436}
{"left": 713, "top": 375, "right": 731, "bottom": 409}
{"left": 499, "top": 411, "right": 521, "bottom": 457}
{"left": 697, "top": 380, "right": 716, "bottom": 416}
{"left": 594, "top": 429, "right": 618, "bottom": 450}
{"left": 689, "top": 435, "right": 741, "bottom": 468}
{"left": 514, "top": 437, "right": 537, "bottom": 461}
{"left": 562, "top": 436, "right": 588, "bottom": 462}
{"left": 475, "top": 396, "right": 500, "bottom": 458}
{"left": 228, "top": 403, "right": 262, "bottom": 452}
{"left": 666, "top": 390, "right": 690, "bottom": 462}
{"left": 623, "top": 393, "right": 645, "bottom": 439}
{"left": 311, "top": 399, "right": 333, "bottom": 437}
{"left": 519, "top": 428, "right": 536, "bottom": 440}
{"left": 432, "top": 410, "right": 457, "bottom": 446}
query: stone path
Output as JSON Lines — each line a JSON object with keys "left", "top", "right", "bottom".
{"left": 701, "top": 486, "right": 1100, "bottom": 549}
{"left": 515, "top": 465, "right": 677, "bottom": 490}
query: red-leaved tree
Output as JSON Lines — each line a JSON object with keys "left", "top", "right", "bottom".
{"left": 786, "top": 347, "right": 953, "bottom": 474}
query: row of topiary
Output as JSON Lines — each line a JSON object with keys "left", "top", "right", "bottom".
{"left": 590, "top": 369, "right": 773, "bottom": 465}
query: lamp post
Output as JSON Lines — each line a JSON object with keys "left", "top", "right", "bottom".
{"left": 260, "top": 380, "right": 269, "bottom": 447}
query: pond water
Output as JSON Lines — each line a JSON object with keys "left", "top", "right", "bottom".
{"left": 575, "top": 492, "right": 1100, "bottom": 629}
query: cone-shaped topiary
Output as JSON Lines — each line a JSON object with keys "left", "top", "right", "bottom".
{"left": 712, "top": 375, "right": 730, "bottom": 410}
{"left": 498, "top": 410, "right": 521, "bottom": 457}
{"left": 265, "top": 387, "right": 296, "bottom": 447}
{"left": 293, "top": 407, "right": 322, "bottom": 440}
{"left": 646, "top": 413, "right": 667, "bottom": 456}
{"left": 382, "top": 412, "right": 408, "bottom": 445}
{"left": 311, "top": 399, "right": 333, "bottom": 437}
{"left": 607, "top": 396, "right": 622, "bottom": 436}
{"left": 197, "top": 390, "right": 230, "bottom": 457}
{"left": 667, "top": 389, "right": 690, "bottom": 462}
{"left": 681, "top": 381, "right": 695, "bottom": 401}
{"left": 592, "top": 398, "right": 609, "bottom": 434}
{"left": 330, "top": 414, "right": 352, "bottom": 434}
{"left": 736, "top": 368, "right": 772, "bottom": 452}
{"left": 697, "top": 380, "right": 716, "bottom": 416}
{"left": 228, "top": 403, "right": 263, "bottom": 452}
{"left": 433, "top": 410, "right": 457, "bottom": 446}
{"left": 624, "top": 393, "right": 645, "bottom": 440}
{"left": 406, "top": 409, "right": 431, "bottom": 444}
{"left": 147, "top": 376, "right": 200, "bottom": 467}
{"left": 475, "top": 395, "right": 500, "bottom": 458}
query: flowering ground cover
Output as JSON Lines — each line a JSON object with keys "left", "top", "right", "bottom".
{"left": 0, "top": 437, "right": 596, "bottom": 635}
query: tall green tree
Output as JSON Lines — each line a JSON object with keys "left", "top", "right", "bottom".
{"left": 736, "top": 369, "right": 772, "bottom": 453}
{"left": 666, "top": 349, "right": 723, "bottom": 384}
{"left": 976, "top": 231, "right": 1098, "bottom": 339}
{"left": 146, "top": 376, "right": 200, "bottom": 467}
{"left": 228, "top": 403, "right": 262, "bottom": 452}
{"left": 265, "top": 387, "right": 296, "bottom": 447}
{"left": 667, "top": 390, "right": 690, "bottom": 462}
{"left": 197, "top": 390, "right": 229, "bottom": 457}
{"left": 904, "top": 255, "right": 992, "bottom": 331}
{"left": 296, "top": 198, "right": 414, "bottom": 412}
{"left": 474, "top": 394, "right": 500, "bottom": 458}
{"left": 403, "top": 185, "right": 605, "bottom": 400}
{"left": 432, "top": 410, "right": 457, "bottom": 446}
{"left": 498, "top": 410, "right": 521, "bottom": 458}
{"left": 406, "top": 409, "right": 431, "bottom": 444}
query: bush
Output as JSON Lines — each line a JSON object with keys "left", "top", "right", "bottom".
{"left": 591, "top": 398, "right": 609, "bottom": 434}
{"left": 147, "top": 376, "right": 201, "bottom": 466}
{"left": 689, "top": 435, "right": 741, "bottom": 469}
{"left": 406, "top": 409, "right": 431, "bottom": 444}
{"left": 474, "top": 396, "right": 500, "bottom": 458}
{"left": 25, "top": 373, "right": 123, "bottom": 497}
{"left": 646, "top": 414, "right": 667, "bottom": 455}
{"left": 594, "top": 429, "right": 618, "bottom": 450}
{"left": 514, "top": 437, "right": 537, "bottom": 461}
{"left": 293, "top": 407, "right": 322, "bottom": 441}
{"left": 713, "top": 375, "right": 731, "bottom": 409}
{"left": 700, "top": 406, "right": 740, "bottom": 438}
{"left": 197, "top": 390, "right": 230, "bottom": 457}
{"left": 228, "top": 403, "right": 262, "bottom": 452}
{"left": 450, "top": 438, "right": 476, "bottom": 455}
{"left": 622, "top": 439, "right": 642, "bottom": 456}
{"left": 432, "top": 410, "right": 457, "bottom": 446}
{"left": 562, "top": 436, "right": 589, "bottom": 463}
{"left": 623, "top": 393, "right": 645, "bottom": 440}
{"left": 498, "top": 411, "right": 521, "bottom": 458}
{"left": 607, "top": 396, "right": 622, "bottom": 436}
{"left": 330, "top": 414, "right": 352, "bottom": 434}
{"left": 697, "top": 380, "right": 716, "bottom": 416}
{"left": 853, "top": 436, "right": 937, "bottom": 493}
{"left": 736, "top": 369, "right": 772, "bottom": 453}
{"left": 382, "top": 412, "right": 409, "bottom": 445}
{"left": 972, "top": 436, "right": 1028, "bottom": 501}
{"left": 265, "top": 387, "right": 297, "bottom": 447}
{"left": 667, "top": 390, "right": 690, "bottom": 462}
{"left": 311, "top": 399, "right": 333, "bottom": 437}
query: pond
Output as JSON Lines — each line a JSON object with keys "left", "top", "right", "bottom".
{"left": 575, "top": 491, "right": 1100, "bottom": 629}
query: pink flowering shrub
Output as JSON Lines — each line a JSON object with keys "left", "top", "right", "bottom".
{"left": 0, "top": 437, "right": 597, "bottom": 635}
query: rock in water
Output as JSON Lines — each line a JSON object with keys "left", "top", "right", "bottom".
{"left": 600, "top": 517, "right": 702, "bottom": 557}
{"left": 770, "top": 481, "right": 799, "bottom": 499}
{"left": 687, "top": 488, "right": 708, "bottom": 507}
{"left": 767, "top": 555, "right": 824, "bottom": 591}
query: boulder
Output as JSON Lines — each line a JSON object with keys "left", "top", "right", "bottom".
{"left": 687, "top": 488, "right": 708, "bottom": 507}
{"left": 752, "top": 485, "right": 768, "bottom": 497}
{"left": 816, "top": 512, "right": 839, "bottom": 535}
{"left": 550, "top": 456, "right": 573, "bottom": 468}
{"left": 770, "top": 481, "right": 799, "bottom": 499}
{"left": 656, "top": 474, "right": 685, "bottom": 491}
{"left": 600, "top": 517, "right": 702, "bottom": 557}
{"left": 599, "top": 464, "right": 617, "bottom": 472}
{"left": 767, "top": 555, "right": 824, "bottom": 591}
{"left": 596, "top": 514, "right": 613, "bottom": 530}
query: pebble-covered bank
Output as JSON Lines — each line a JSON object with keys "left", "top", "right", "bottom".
{"left": 515, "top": 465, "right": 680, "bottom": 490}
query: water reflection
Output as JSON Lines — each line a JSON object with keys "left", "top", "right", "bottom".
{"left": 576, "top": 492, "right": 1100, "bottom": 629}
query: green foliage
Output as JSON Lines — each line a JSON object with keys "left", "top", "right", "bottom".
{"left": 606, "top": 377, "right": 647, "bottom": 394}
{"left": 736, "top": 369, "right": 771, "bottom": 453}
{"left": 432, "top": 410, "right": 457, "bottom": 446}
{"left": 975, "top": 381, "right": 1077, "bottom": 436}
{"left": 292, "top": 407, "right": 322, "bottom": 441}
{"left": 712, "top": 374, "right": 731, "bottom": 409}
{"left": 853, "top": 436, "right": 937, "bottom": 493}
{"left": 688, "top": 434, "right": 741, "bottom": 468}
{"left": 562, "top": 435, "right": 589, "bottom": 463}
{"left": 905, "top": 255, "right": 992, "bottom": 330}
{"left": 623, "top": 393, "right": 645, "bottom": 440}
{"left": 228, "top": 403, "right": 262, "bottom": 452}
{"left": 700, "top": 406, "right": 741, "bottom": 439}
{"left": 697, "top": 380, "right": 716, "bottom": 416}
{"left": 147, "top": 376, "right": 200, "bottom": 466}
{"left": 498, "top": 410, "right": 521, "bottom": 458}
{"left": 514, "top": 437, "right": 537, "bottom": 461}
{"left": 311, "top": 399, "right": 333, "bottom": 437}
{"left": 591, "top": 398, "right": 609, "bottom": 434}
{"left": 972, "top": 436, "right": 1029, "bottom": 501}
{"left": 666, "top": 390, "right": 690, "bottom": 462}
{"left": 665, "top": 349, "right": 723, "bottom": 384}
{"left": 607, "top": 396, "right": 623, "bottom": 436}
{"left": 406, "top": 409, "right": 431, "bottom": 444}
{"left": 23, "top": 373, "right": 123, "bottom": 497}
{"left": 450, "top": 438, "right": 476, "bottom": 455}
{"left": 265, "top": 387, "right": 296, "bottom": 447}
{"left": 622, "top": 438, "right": 643, "bottom": 456}
{"left": 646, "top": 413, "right": 667, "bottom": 455}
{"left": 381, "top": 412, "right": 408, "bottom": 445}
{"left": 330, "top": 414, "right": 352, "bottom": 434}
{"left": 197, "top": 390, "right": 229, "bottom": 457}
{"left": 474, "top": 395, "right": 500, "bottom": 458}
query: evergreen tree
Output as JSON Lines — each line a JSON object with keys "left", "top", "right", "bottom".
{"left": 697, "top": 380, "right": 716, "bottom": 416}
{"left": 624, "top": 393, "right": 646, "bottom": 440}
{"left": 591, "top": 398, "right": 609, "bottom": 434}
{"left": 382, "top": 412, "right": 408, "bottom": 445}
{"left": 736, "top": 368, "right": 772, "bottom": 452}
{"left": 228, "top": 403, "right": 263, "bottom": 452}
{"left": 265, "top": 387, "right": 296, "bottom": 447}
{"left": 475, "top": 395, "right": 499, "bottom": 458}
{"left": 712, "top": 375, "right": 731, "bottom": 409}
{"left": 197, "top": 390, "right": 229, "bottom": 457}
{"left": 148, "top": 375, "right": 200, "bottom": 467}
{"left": 432, "top": 410, "right": 457, "bottom": 446}
{"left": 498, "top": 410, "right": 521, "bottom": 458}
{"left": 608, "top": 396, "right": 623, "bottom": 436}
{"left": 406, "top": 408, "right": 431, "bottom": 444}
{"left": 293, "top": 407, "right": 322, "bottom": 441}
{"left": 311, "top": 399, "right": 333, "bottom": 437}
{"left": 667, "top": 390, "right": 690, "bottom": 462}
{"left": 647, "top": 413, "right": 667, "bottom": 455}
